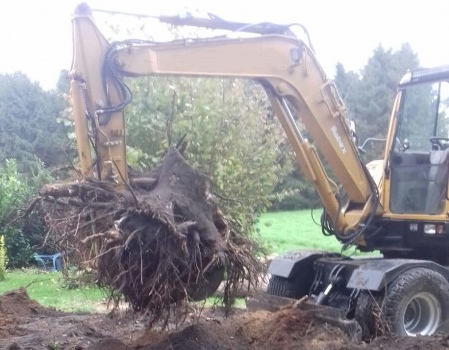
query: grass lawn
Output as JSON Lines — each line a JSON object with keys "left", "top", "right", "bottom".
{"left": 0, "top": 269, "right": 106, "bottom": 313}
{"left": 255, "top": 209, "right": 345, "bottom": 254}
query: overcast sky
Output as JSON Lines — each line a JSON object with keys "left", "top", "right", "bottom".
{"left": 2, "top": 0, "right": 449, "bottom": 90}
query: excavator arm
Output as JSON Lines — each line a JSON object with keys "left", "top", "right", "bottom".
{"left": 70, "top": 4, "right": 380, "bottom": 240}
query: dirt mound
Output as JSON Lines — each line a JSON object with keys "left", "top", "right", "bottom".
{"left": 0, "top": 287, "right": 47, "bottom": 318}
{"left": 1, "top": 289, "right": 449, "bottom": 350}
{"left": 233, "top": 309, "right": 349, "bottom": 349}
{"left": 137, "top": 323, "right": 240, "bottom": 350}
{"left": 0, "top": 289, "right": 136, "bottom": 350}
{"left": 0, "top": 288, "right": 62, "bottom": 338}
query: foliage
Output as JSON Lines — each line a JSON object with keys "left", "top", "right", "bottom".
{"left": 60, "top": 267, "right": 97, "bottom": 290}
{"left": 270, "top": 168, "right": 321, "bottom": 211}
{"left": 0, "top": 159, "right": 53, "bottom": 267}
{"left": 0, "top": 71, "right": 76, "bottom": 268}
{"left": 0, "top": 72, "right": 73, "bottom": 172}
{"left": 0, "top": 159, "right": 31, "bottom": 223}
{"left": 0, "top": 236, "right": 5, "bottom": 281}
{"left": 335, "top": 43, "right": 420, "bottom": 161}
{"left": 2, "top": 227, "right": 32, "bottom": 269}
{"left": 0, "top": 159, "right": 32, "bottom": 267}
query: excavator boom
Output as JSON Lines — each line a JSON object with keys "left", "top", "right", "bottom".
{"left": 71, "top": 4, "right": 378, "bottom": 239}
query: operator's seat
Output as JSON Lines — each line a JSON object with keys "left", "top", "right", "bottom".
{"left": 425, "top": 149, "right": 449, "bottom": 214}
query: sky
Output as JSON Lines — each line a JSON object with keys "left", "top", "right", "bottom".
{"left": 2, "top": 0, "right": 449, "bottom": 90}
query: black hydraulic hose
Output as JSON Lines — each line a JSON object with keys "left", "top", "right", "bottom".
{"left": 319, "top": 152, "right": 380, "bottom": 251}
{"left": 94, "top": 40, "right": 143, "bottom": 125}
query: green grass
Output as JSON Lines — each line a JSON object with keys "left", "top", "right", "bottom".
{"left": 0, "top": 269, "right": 105, "bottom": 313}
{"left": 255, "top": 209, "right": 344, "bottom": 254}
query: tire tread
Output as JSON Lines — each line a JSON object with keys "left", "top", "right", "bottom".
{"left": 267, "top": 275, "right": 300, "bottom": 299}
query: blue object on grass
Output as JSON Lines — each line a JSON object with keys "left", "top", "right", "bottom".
{"left": 33, "top": 252, "right": 62, "bottom": 271}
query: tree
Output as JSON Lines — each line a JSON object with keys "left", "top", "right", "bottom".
{"left": 0, "top": 159, "right": 52, "bottom": 267}
{"left": 335, "top": 43, "right": 420, "bottom": 161}
{"left": 0, "top": 73, "right": 72, "bottom": 172}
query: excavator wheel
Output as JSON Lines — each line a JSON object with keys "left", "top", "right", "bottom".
{"left": 381, "top": 267, "right": 449, "bottom": 336}
{"left": 266, "top": 275, "right": 307, "bottom": 299}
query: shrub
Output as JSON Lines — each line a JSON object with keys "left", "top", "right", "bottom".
{"left": 0, "top": 158, "right": 53, "bottom": 268}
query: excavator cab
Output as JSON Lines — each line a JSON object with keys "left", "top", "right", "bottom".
{"left": 388, "top": 68, "right": 449, "bottom": 215}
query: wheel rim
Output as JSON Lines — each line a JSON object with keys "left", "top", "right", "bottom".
{"left": 403, "top": 292, "right": 441, "bottom": 336}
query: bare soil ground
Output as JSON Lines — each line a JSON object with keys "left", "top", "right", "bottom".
{"left": 1, "top": 288, "right": 449, "bottom": 350}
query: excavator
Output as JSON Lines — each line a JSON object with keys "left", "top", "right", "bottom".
{"left": 70, "top": 3, "right": 449, "bottom": 339}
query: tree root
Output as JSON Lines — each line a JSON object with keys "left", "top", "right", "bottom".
{"left": 35, "top": 146, "right": 262, "bottom": 327}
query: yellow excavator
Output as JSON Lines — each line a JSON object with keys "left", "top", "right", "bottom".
{"left": 71, "top": 3, "right": 449, "bottom": 339}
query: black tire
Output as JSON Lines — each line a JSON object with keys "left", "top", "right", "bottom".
{"left": 382, "top": 267, "right": 449, "bottom": 336}
{"left": 266, "top": 275, "right": 307, "bottom": 299}
{"left": 355, "top": 291, "right": 382, "bottom": 341}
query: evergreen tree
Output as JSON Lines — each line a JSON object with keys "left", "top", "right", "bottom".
{"left": 335, "top": 43, "right": 419, "bottom": 161}
{"left": 0, "top": 73, "right": 72, "bottom": 172}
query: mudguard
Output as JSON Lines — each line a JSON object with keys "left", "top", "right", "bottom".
{"left": 346, "top": 258, "right": 449, "bottom": 291}
{"left": 268, "top": 250, "right": 339, "bottom": 279}
{"left": 269, "top": 251, "right": 449, "bottom": 292}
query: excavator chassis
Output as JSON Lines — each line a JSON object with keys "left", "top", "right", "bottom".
{"left": 247, "top": 250, "right": 449, "bottom": 339}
